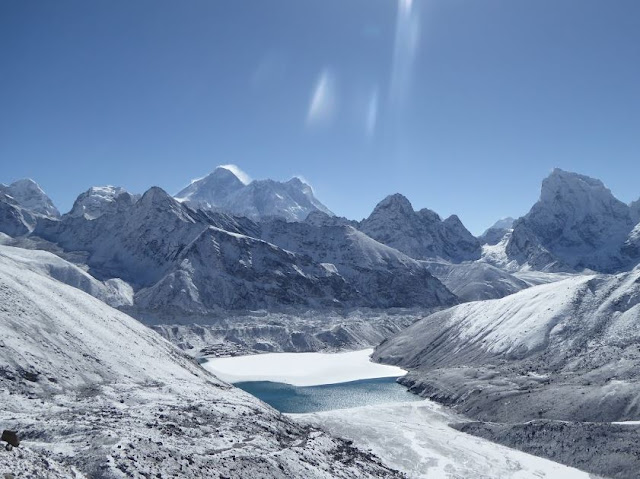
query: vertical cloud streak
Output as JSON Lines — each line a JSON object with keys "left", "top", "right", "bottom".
{"left": 306, "top": 69, "right": 337, "bottom": 127}
{"left": 366, "top": 87, "right": 379, "bottom": 139}
{"left": 389, "top": 0, "right": 420, "bottom": 110}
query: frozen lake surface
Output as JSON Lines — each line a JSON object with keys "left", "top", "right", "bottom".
{"left": 203, "top": 348, "right": 406, "bottom": 386}
{"left": 203, "top": 348, "right": 416, "bottom": 413}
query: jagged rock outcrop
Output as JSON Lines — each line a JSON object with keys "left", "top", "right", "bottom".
{"left": 506, "top": 169, "right": 637, "bottom": 272}
{"left": 359, "top": 193, "right": 481, "bottom": 262}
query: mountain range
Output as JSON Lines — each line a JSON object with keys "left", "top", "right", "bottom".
{"left": 2, "top": 166, "right": 639, "bottom": 320}
{"left": 2, "top": 165, "right": 640, "bottom": 478}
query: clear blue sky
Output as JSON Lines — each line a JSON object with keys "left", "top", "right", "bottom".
{"left": 1, "top": 0, "right": 639, "bottom": 234}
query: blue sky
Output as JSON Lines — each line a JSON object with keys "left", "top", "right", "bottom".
{"left": 1, "top": 0, "right": 639, "bottom": 234}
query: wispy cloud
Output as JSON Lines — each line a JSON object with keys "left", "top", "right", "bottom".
{"left": 366, "top": 87, "right": 379, "bottom": 139}
{"left": 389, "top": 0, "right": 420, "bottom": 109}
{"left": 306, "top": 69, "right": 337, "bottom": 127}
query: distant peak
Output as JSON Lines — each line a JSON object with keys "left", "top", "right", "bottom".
{"left": 140, "top": 186, "right": 173, "bottom": 204}
{"left": 377, "top": 193, "right": 413, "bottom": 211}
{"left": 487, "top": 217, "right": 515, "bottom": 231}
{"left": 216, "top": 164, "right": 251, "bottom": 185}
{"left": 541, "top": 169, "right": 611, "bottom": 203}
{"left": 546, "top": 168, "right": 605, "bottom": 187}
{"left": 287, "top": 176, "right": 310, "bottom": 187}
{"left": 3, "top": 178, "right": 59, "bottom": 217}
{"left": 10, "top": 178, "right": 43, "bottom": 191}
{"left": 87, "top": 185, "right": 127, "bottom": 195}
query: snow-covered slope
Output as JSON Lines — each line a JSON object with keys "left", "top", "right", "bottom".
{"left": 423, "top": 260, "right": 529, "bottom": 302}
{"left": 0, "top": 249, "right": 402, "bottom": 478}
{"left": 260, "top": 220, "right": 458, "bottom": 308}
{"left": 359, "top": 193, "right": 481, "bottom": 262}
{"left": 0, "top": 244, "right": 132, "bottom": 307}
{"left": 631, "top": 199, "right": 640, "bottom": 224}
{"left": 0, "top": 191, "right": 37, "bottom": 236}
{"left": 134, "top": 225, "right": 358, "bottom": 312}
{"left": 0, "top": 178, "right": 60, "bottom": 218}
{"left": 375, "top": 267, "right": 640, "bottom": 422}
{"left": 479, "top": 217, "right": 514, "bottom": 245}
{"left": 69, "top": 185, "right": 140, "bottom": 219}
{"left": 506, "top": 169, "right": 637, "bottom": 272}
{"left": 175, "top": 166, "right": 334, "bottom": 221}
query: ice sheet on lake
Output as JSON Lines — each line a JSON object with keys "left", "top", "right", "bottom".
{"left": 295, "top": 401, "right": 591, "bottom": 478}
{"left": 202, "top": 348, "right": 407, "bottom": 386}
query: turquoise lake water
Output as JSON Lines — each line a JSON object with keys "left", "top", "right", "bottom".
{"left": 235, "top": 376, "right": 422, "bottom": 413}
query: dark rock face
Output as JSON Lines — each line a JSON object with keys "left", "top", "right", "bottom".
{"left": 1, "top": 430, "right": 20, "bottom": 447}
{"left": 359, "top": 194, "right": 481, "bottom": 263}
{"left": 0, "top": 194, "right": 35, "bottom": 237}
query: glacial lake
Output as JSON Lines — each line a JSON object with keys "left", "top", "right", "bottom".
{"left": 236, "top": 377, "right": 422, "bottom": 413}
{"left": 203, "top": 349, "right": 422, "bottom": 413}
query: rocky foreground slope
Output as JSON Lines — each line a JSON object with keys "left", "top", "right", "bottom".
{"left": 0, "top": 245, "right": 402, "bottom": 478}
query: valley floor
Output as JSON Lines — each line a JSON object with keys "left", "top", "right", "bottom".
{"left": 295, "top": 401, "right": 595, "bottom": 479}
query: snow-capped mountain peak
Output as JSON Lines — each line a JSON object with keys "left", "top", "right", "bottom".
{"left": 371, "top": 193, "right": 416, "bottom": 218}
{"left": 505, "top": 168, "right": 636, "bottom": 272}
{"left": 539, "top": 168, "right": 624, "bottom": 211}
{"left": 360, "top": 193, "right": 481, "bottom": 262}
{"left": 174, "top": 165, "right": 333, "bottom": 221}
{"left": 175, "top": 166, "right": 247, "bottom": 207}
{"left": 69, "top": 185, "right": 139, "bottom": 220}
{"left": 0, "top": 178, "right": 59, "bottom": 218}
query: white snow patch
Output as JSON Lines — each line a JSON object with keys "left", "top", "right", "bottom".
{"left": 203, "top": 348, "right": 407, "bottom": 386}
